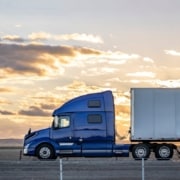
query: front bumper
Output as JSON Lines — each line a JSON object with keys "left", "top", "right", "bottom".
{"left": 23, "top": 144, "right": 35, "bottom": 156}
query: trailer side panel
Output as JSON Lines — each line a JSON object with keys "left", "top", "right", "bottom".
{"left": 131, "top": 88, "right": 180, "bottom": 141}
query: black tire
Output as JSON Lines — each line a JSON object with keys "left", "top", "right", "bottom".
{"left": 36, "top": 144, "right": 56, "bottom": 160}
{"left": 132, "top": 143, "right": 150, "bottom": 160}
{"left": 155, "top": 144, "right": 173, "bottom": 160}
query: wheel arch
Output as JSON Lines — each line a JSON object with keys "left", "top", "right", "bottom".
{"left": 33, "top": 138, "right": 59, "bottom": 159}
{"left": 129, "top": 142, "right": 152, "bottom": 152}
{"left": 35, "top": 142, "right": 57, "bottom": 159}
{"left": 152, "top": 143, "right": 176, "bottom": 151}
{"left": 35, "top": 142, "right": 54, "bottom": 154}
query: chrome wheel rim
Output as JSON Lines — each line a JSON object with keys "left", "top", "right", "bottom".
{"left": 159, "top": 146, "right": 170, "bottom": 158}
{"left": 39, "top": 147, "right": 51, "bottom": 159}
{"left": 135, "top": 147, "right": 147, "bottom": 158}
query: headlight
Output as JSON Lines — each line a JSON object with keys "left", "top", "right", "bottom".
{"left": 23, "top": 143, "right": 30, "bottom": 154}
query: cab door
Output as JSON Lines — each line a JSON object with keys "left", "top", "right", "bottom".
{"left": 51, "top": 115, "right": 80, "bottom": 156}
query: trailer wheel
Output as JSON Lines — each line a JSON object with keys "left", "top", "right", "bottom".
{"left": 132, "top": 143, "right": 150, "bottom": 160}
{"left": 155, "top": 144, "right": 173, "bottom": 160}
{"left": 36, "top": 144, "right": 56, "bottom": 160}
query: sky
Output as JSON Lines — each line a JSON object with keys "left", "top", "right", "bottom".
{"left": 0, "top": 0, "right": 180, "bottom": 139}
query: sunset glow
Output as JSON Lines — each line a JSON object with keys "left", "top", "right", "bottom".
{"left": 0, "top": 0, "right": 180, "bottom": 139}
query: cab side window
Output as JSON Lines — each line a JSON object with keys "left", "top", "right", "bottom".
{"left": 58, "top": 116, "right": 70, "bottom": 128}
{"left": 87, "top": 114, "right": 102, "bottom": 123}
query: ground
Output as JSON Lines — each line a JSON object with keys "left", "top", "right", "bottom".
{"left": 0, "top": 148, "right": 180, "bottom": 180}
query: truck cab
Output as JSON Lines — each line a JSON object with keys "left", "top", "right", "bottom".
{"left": 23, "top": 91, "right": 129, "bottom": 159}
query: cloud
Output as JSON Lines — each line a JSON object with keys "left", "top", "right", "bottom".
{"left": 54, "top": 33, "right": 104, "bottom": 44}
{"left": 28, "top": 32, "right": 51, "bottom": 41}
{"left": 54, "top": 81, "right": 110, "bottom": 105}
{"left": 40, "top": 103, "right": 57, "bottom": 110}
{"left": 126, "top": 71, "right": 156, "bottom": 78}
{"left": 2, "top": 35, "right": 25, "bottom": 43}
{"left": 97, "top": 51, "right": 140, "bottom": 65}
{"left": 0, "top": 110, "right": 15, "bottom": 115}
{"left": 2, "top": 39, "right": 180, "bottom": 140}
{"left": 19, "top": 106, "right": 51, "bottom": 116}
{"left": 0, "top": 87, "right": 12, "bottom": 93}
{"left": 81, "top": 67, "right": 118, "bottom": 77}
{"left": 16, "top": 80, "right": 110, "bottom": 119}
{"left": 143, "top": 57, "right": 154, "bottom": 63}
{"left": 116, "top": 105, "right": 130, "bottom": 116}
{"left": 155, "top": 79, "right": 180, "bottom": 88}
{"left": 28, "top": 32, "right": 103, "bottom": 44}
{"left": 0, "top": 43, "right": 100, "bottom": 78}
{"left": 2, "top": 32, "right": 103, "bottom": 44}
{"left": 75, "top": 46, "right": 101, "bottom": 55}
{"left": 165, "top": 50, "right": 180, "bottom": 56}
{"left": 15, "top": 24, "right": 22, "bottom": 28}
{"left": 0, "top": 40, "right": 140, "bottom": 83}
{"left": 56, "top": 80, "right": 105, "bottom": 94}
{"left": 0, "top": 98, "right": 11, "bottom": 105}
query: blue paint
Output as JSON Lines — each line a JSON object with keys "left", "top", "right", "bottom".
{"left": 23, "top": 91, "right": 129, "bottom": 159}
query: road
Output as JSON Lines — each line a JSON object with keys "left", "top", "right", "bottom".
{"left": 0, "top": 148, "right": 180, "bottom": 180}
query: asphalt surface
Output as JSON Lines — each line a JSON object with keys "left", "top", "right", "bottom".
{"left": 0, "top": 148, "right": 180, "bottom": 180}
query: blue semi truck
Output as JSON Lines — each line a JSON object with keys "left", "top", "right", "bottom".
{"left": 23, "top": 89, "right": 180, "bottom": 160}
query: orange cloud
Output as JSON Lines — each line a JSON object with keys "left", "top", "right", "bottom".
{"left": 0, "top": 110, "right": 15, "bottom": 115}
{"left": 2, "top": 32, "right": 103, "bottom": 44}
{"left": 0, "top": 43, "right": 102, "bottom": 78}
{"left": 28, "top": 32, "right": 103, "bottom": 44}
{"left": 2, "top": 35, "right": 25, "bottom": 42}
{"left": 115, "top": 105, "right": 130, "bottom": 116}
{"left": 28, "top": 32, "right": 51, "bottom": 41}
{"left": 0, "top": 87, "right": 12, "bottom": 93}
{"left": 0, "top": 98, "right": 12, "bottom": 105}
{"left": 126, "top": 71, "right": 156, "bottom": 78}
{"left": 1, "top": 37, "right": 180, "bottom": 140}
{"left": 19, "top": 106, "right": 51, "bottom": 117}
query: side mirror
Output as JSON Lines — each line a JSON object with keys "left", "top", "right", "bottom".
{"left": 28, "top": 128, "right": 31, "bottom": 135}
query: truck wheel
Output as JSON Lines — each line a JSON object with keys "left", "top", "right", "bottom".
{"left": 132, "top": 143, "right": 150, "bottom": 160}
{"left": 155, "top": 144, "right": 173, "bottom": 160}
{"left": 36, "top": 144, "right": 56, "bottom": 160}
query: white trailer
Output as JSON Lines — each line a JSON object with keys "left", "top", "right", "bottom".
{"left": 130, "top": 88, "right": 180, "bottom": 160}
